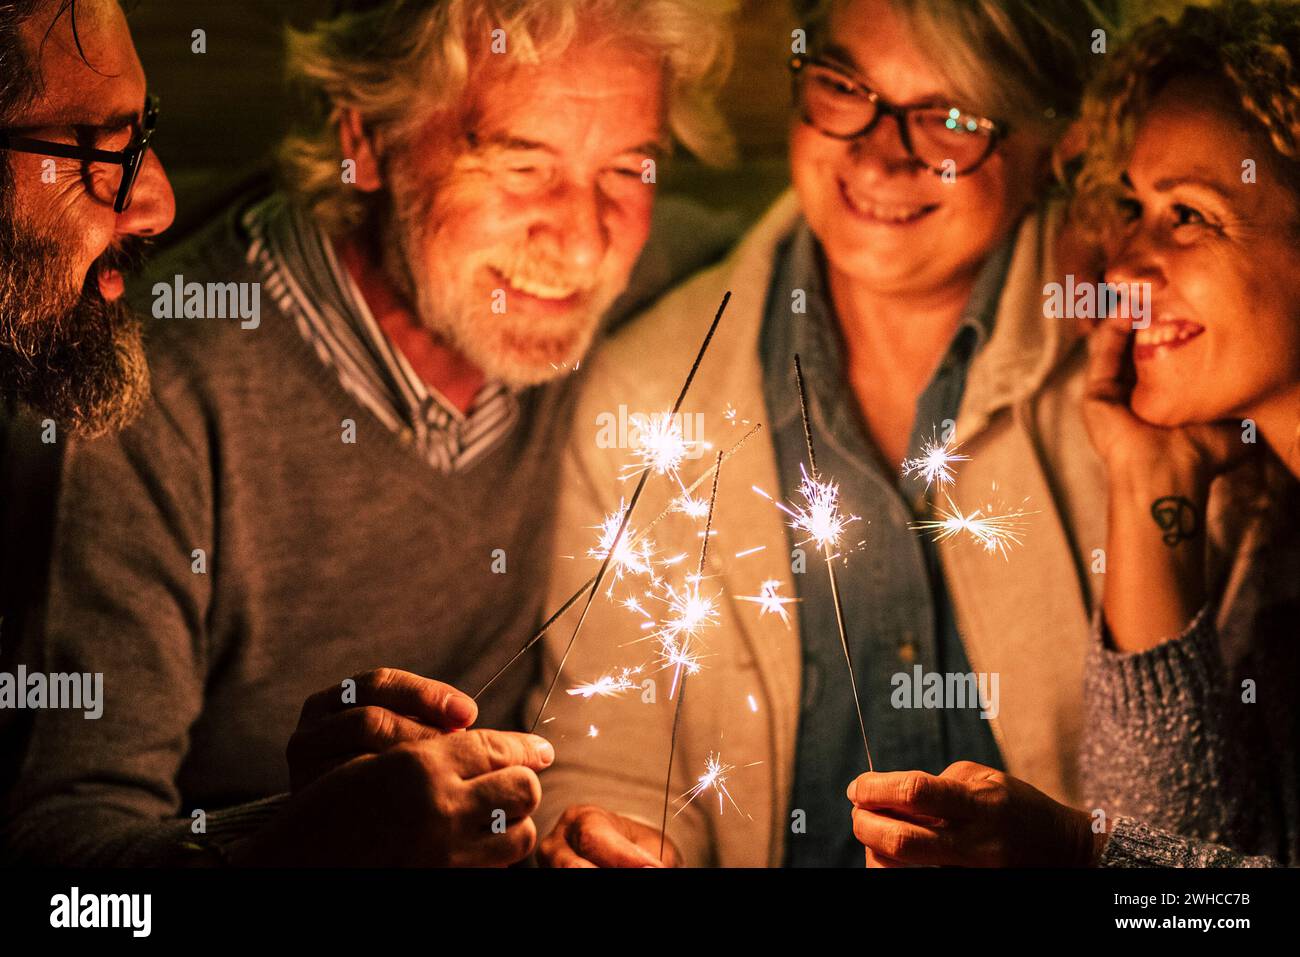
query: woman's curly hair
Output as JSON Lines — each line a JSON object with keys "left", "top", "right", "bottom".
{"left": 1073, "top": 0, "right": 1300, "bottom": 243}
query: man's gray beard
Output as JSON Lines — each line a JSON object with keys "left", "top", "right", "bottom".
{"left": 382, "top": 192, "right": 614, "bottom": 390}
{"left": 0, "top": 208, "right": 150, "bottom": 438}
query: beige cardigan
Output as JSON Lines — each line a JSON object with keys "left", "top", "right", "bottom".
{"left": 534, "top": 191, "right": 1108, "bottom": 866}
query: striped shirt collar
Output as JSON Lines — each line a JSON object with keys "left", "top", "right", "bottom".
{"left": 243, "top": 195, "right": 519, "bottom": 473}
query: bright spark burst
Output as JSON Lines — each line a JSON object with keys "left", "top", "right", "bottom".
{"left": 566, "top": 667, "right": 643, "bottom": 699}
{"left": 673, "top": 493, "right": 711, "bottom": 519}
{"left": 622, "top": 411, "right": 703, "bottom": 485}
{"left": 622, "top": 596, "right": 652, "bottom": 620}
{"left": 756, "top": 465, "right": 861, "bottom": 557}
{"left": 902, "top": 434, "right": 970, "bottom": 490}
{"left": 588, "top": 724, "right": 599, "bottom": 738}
{"left": 737, "top": 579, "right": 799, "bottom": 629}
{"left": 655, "top": 634, "right": 703, "bottom": 699}
{"left": 648, "top": 577, "right": 719, "bottom": 697}
{"left": 675, "top": 752, "right": 753, "bottom": 818}
{"left": 912, "top": 492, "right": 1034, "bottom": 559}
{"left": 587, "top": 504, "right": 658, "bottom": 583}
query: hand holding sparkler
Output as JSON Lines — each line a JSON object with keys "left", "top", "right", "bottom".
{"left": 847, "top": 763, "right": 1106, "bottom": 868}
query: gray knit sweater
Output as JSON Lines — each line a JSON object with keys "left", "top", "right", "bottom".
{"left": 1083, "top": 502, "right": 1300, "bottom": 868}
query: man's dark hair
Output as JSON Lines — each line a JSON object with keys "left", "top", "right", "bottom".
{"left": 0, "top": 1, "right": 48, "bottom": 124}
{"left": 0, "top": 1, "right": 85, "bottom": 206}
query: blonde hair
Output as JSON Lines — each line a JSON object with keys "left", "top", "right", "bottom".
{"left": 281, "top": 0, "right": 738, "bottom": 235}
{"left": 795, "top": 0, "right": 1120, "bottom": 139}
{"left": 1073, "top": 0, "right": 1300, "bottom": 244}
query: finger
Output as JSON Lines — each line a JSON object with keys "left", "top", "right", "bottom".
{"left": 851, "top": 807, "right": 951, "bottom": 866}
{"left": 1085, "top": 318, "right": 1133, "bottom": 401}
{"left": 570, "top": 811, "right": 664, "bottom": 868}
{"left": 298, "top": 669, "right": 476, "bottom": 730}
{"left": 448, "top": 729, "right": 555, "bottom": 777}
{"left": 456, "top": 817, "right": 539, "bottom": 868}
{"left": 289, "top": 706, "right": 442, "bottom": 765}
{"left": 846, "top": 770, "right": 971, "bottom": 820}
{"left": 539, "top": 821, "right": 597, "bottom": 869}
{"left": 865, "top": 846, "right": 909, "bottom": 868}
{"left": 465, "top": 766, "right": 542, "bottom": 821}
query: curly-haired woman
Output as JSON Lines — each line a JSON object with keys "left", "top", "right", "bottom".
{"left": 846, "top": 0, "right": 1300, "bottom": 868}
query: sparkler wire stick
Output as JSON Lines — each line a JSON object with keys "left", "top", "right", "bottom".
{"left": 524, "top": 293, "right": 732, "bottom": 732}
{"left": 659, "top": 450, "right": 723, "bottom": 861}
{"left": 794, "top": 355, "right": 875, "bottom": 772}
{"left": 472, "top": 419, "right": 761, "bottom": 702}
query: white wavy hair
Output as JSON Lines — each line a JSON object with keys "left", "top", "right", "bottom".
{"left": 281, "top": 0, "right": 738, "bottom": 234}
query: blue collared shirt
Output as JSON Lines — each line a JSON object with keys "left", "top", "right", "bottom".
{"left": 761, "top": 223, "right": 1010, "bottom": 867}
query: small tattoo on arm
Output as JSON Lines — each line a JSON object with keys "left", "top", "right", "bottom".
{"left": 1150, "top": 496, "right": 1200, "bottom": 546}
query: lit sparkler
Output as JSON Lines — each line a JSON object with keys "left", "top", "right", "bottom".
{"left": 587, "top": 503, "right": 658, "bottom": 583}
{"left": 902, "top": 433, "right": 970, "bottom": 491}
{"left": 754, "top": 468, "right": 861, "bottom": 561}
{"left": 519, "top": 293, "right": 733, "bottom": 732}
{"left": 566, "top": 666, "right": 643, "bottom": 699}
{"left": 475, "top": 423, "right": 760, "bottom": 704}
{"left": 912, "top": 491, "right": 1034, "bottom": 559}
{"left": 622, "top": 411, "right": 702, "bottom": 487}
{"left": 792, "top": 354, "right": 875, "bottom": 772}
{"left": 658, "top": 450, "right": 725, "bottom": 860}
{"left": 737, "top": 578, "right": 799, "bottom": 629}
{"left": 675, "top": 752, "right": 746, "bottom": 818}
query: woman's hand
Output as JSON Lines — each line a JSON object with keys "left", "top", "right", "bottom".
{"left": 1082, "top": 318, "right": 1249, "bottom": 651}
{"left": 846, "top": 762, "right": 1106, "bottom": 868}
{"left": 1083, "top": 316, "right": 1245, "bottom": 482}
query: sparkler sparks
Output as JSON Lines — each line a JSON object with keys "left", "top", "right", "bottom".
{"left": 566, "top": 667, "right": 643, "bottom": 699}
{"left": 672, "top": 492, "right": 711, "bottom": 519}
{"left": 912, "top": 492, "right": 1035, "bottom": 559}
{"left": 650, "top": 577, "right": 718, "bottom": 698}
{"left": 523, "top": 293, "right": 732, "bottom": 733}
{"left": 737, "top": 579, "right": 799, "bottom": 629}
{"left": 902, "top": 434, "right": 970, "bottom": 490}
{"left": 674, "top": 752, "right": 758, "bottom": 819}
{"left": 622, "top": 411, "right": 705, "bottom": 487}
{"left": 754, "top": 466, "right": 861, "bottom": 560}
{"left": 587, "top": 504, "right": 658, "bottom": 584}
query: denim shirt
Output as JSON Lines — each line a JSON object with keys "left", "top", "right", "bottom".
{"left": 761, "top": 223, "right": 1012, "bottom": 867}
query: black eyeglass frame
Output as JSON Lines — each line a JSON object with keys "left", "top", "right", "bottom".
{"left": 790, "top": 56, "right": 1005, "bottom": 177}
{"left": 0, "top": 94, "right": 158, "bottom": 213}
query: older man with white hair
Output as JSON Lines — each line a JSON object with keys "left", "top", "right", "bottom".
{"left": 1, "top": 0, "right": 737, "bottom": 866}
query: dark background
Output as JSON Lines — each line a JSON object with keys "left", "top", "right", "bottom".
{"left": 127, "top": 0, "right": 800, "bottom": 242}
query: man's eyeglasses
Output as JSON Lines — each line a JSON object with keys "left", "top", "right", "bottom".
{"left": 790, "top": 57, "right": 1004, "bottom": 177}
{"left": 0, "top": 95, "right": 158, "bottom": 213}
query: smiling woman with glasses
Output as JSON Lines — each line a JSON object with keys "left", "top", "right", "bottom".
{"left": 0, "top": 94, "right": 158, "bottom": 213}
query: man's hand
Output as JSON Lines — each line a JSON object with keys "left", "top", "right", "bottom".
{"left": 539, "top": 805, "right": 680, "bottom": 868}
{"left": 236, "top": 728, "right": 555, "bottom": 867}
{"left": 287, "top": 668, "right": 478, "bottom": 792}
{"left": 846, "top": 762, "right": 1105, "bottom": 868}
